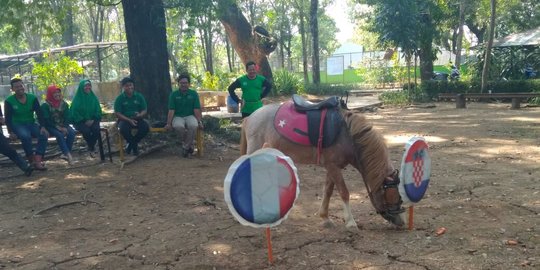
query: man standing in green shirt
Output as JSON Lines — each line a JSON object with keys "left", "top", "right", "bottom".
{"left": 227, "top": 61, "right": 272, "bottom": 118}
{"left": 114, "top": 77, "right": 149, "bottom": 156}
{"left": 165, "top": 74, "right": 203, "bottom": 158}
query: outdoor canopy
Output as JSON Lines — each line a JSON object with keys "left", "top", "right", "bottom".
{"left": 491, "top": 26, "right": 540, "bottom": 48}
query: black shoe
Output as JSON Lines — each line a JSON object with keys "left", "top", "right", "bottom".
{"left": 24, "top": 167, "right": 33, "bottom": 177}
{"left": 132, "top": 144, "right": 139, "bottom": 156}
{"left": 125, "top": 143, "right": 132, "bottom": 154}
{"left": 182, "top": 148, "right": 189, "bottom": 158}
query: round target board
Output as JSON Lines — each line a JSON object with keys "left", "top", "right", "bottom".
{"left": 398, "top": 137, "right": 431, "bottom": 204}
{"left": 224, "top": 148, "right": 300, "bottom": 228}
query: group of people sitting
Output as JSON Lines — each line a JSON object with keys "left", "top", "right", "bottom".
{"left": 1, "top": 73, "right": 206, "bottom": 176}
{"left": 1, "top": 61, "right": 272, "bottom": 177}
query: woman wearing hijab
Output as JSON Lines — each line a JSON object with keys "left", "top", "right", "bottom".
{"left": 41, "top": 85, "right": 75, "bottom": 164}
{"left": 71, "top": 79, "right": 102, "bottom": 157}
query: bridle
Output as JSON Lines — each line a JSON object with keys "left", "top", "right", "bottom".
{"left": 347, "top": 116, "right": 405, "bottom": 223}
{"left": 377, "top": 169, "right": 405, "bottom": 220}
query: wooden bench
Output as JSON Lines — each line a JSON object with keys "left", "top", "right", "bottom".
{"left": 198, "top": 91, "right": 227, "bottom": 112}
{"left": 2, "top": 125, "right": 113, "bottom": 163}
{"left": 438, "top": 92, "right": 540, "bottom": 109}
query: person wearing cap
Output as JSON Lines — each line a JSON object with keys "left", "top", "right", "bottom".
{"left": 71, "top": 79, "right": 102, "bottom": 158}
{"left": 227, "top": 61, "right": 272, "bottom": 118}
{"left": 114, "top": 77, "right": 149, "bottom": 156}
{"left": 165, "top": 73, "right": 203, "bottom": 158}
{"left": 0, "top": 103, "right": 33, "bottom": 176}
{"left": 4, "top": 76, "right": 48, "bottom": 171}
{"left": 41, "top": 85, "right": 75, "bottom": 164}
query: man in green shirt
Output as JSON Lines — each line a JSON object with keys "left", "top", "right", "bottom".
{"left": 165, "top": 74, "right": 203, "bottom": 158}
{"left": 114, "top": 77, "right": 149, "bottom": 156}
{"left": 227, "top": 61, "right": 272, "bottom": 118}
{"left": 4, "top": 76, "right": 48, "bottom": 170}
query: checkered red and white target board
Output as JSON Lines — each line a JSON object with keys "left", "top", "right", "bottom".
{"left": 399, "top": 137, "right": 431, "bottom": 204}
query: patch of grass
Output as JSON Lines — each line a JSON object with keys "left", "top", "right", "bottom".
{"left": 379, "top": 90, "right": 409, "bottom": 106}
{"left": 380, "top": 87, "right": 430, "bottom": 106}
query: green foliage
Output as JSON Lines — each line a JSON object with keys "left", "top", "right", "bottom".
{"left": 380, "top": 87, "right": 430, "bottom": 106}
{"left": 190, "top": 69, "right": 237, "bottom": 92}
{"left": 356, "top": 58, "right": 395, "bottom": 84}
{"left": 304, "top": 83, "right": 357, "bottom": 96}
{"left": 201, "top": 116, "right": 241, "bottom": 143}
{"left": 201, "top": 71, "right": 220, "bottom": 91}
{"left": 530, "top": 86, "right": 540, "bottom": 105}
{"left": 379, "top": 90, "right": 409, "bottom": 106}
{"left": 31, "top": 52, "right": 83, "bottom": 92}
{"left": 272, "top": 69, "right": 304, "bottom": 95}
{"left": 467, "top": 46, "right": 540, "bottom": 81}
{"left": 420, "top": 79, "right": 540, "bottom": 98}
{"left": 390, "top": 52, "right": 409, "bottom": 83}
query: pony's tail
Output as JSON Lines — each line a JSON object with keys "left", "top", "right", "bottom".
{"left": 240, "top": 118, "right": 247, "bottom": 155}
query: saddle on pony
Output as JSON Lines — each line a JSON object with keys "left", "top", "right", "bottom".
{"left": 274, "top": 95, "right": 344, "bottom": 153}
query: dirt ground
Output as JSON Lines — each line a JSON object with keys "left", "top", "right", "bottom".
{"left": 0, "top": 101, "right": 539, "bottom": 270}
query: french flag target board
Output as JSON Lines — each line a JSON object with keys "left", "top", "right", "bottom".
{"left": 398, "top": 137, "right": 431, "bottom": 204}
{"left": 224, "top": 148, "right": 300, "bottom": 228}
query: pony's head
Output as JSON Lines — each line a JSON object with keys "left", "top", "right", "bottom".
{"left": 378, "top": 169, "right": 405, "bottom": 226}
{"left": 344, "top": 111, "right": 405, "bottom": 227}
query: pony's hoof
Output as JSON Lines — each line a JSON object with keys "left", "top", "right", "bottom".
{"left": 322, "top": 220, "right": 335, "bottom": 228}
{"left": 346, "top": 224, "right": 360, "bottom": 232}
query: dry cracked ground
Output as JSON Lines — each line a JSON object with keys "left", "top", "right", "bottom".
{"left": 0, "top": 101, "right": 539, "bottom": 270}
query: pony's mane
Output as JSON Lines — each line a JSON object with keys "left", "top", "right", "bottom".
{"left": 343, "top": 111, "right": 390, "bottom": 191}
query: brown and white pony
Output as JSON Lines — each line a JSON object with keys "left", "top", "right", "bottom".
{"left": 240, "top": 103, "right": 404, "bottom": 229}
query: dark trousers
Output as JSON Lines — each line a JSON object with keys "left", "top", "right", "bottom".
{"left": 74, "top": 120, "right": 101, "bottom": 151}
{"left": 0, "top": 134, "right": 30, "bottom": 171}
{"left": 118, "top": 119, "right": 149, "bottom": 145}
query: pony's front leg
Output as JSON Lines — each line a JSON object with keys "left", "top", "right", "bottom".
{"left": 327, "top": 166, "right": 359, "bottom": 231}
{"left": 319, "top": 178, "right": 335, "bottom": 228}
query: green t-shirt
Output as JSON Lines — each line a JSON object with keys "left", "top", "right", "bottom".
{"left": 238, "top": 74, "right": 265, "bottom": 113}
{"left": 114, "top": 91, "right": 147, "bottom": 118}
{"left": 168, "top": 89, "right": 201, "bottom": 117}
{"left": 5, "top": 93, "right": 37, "bottom": 125}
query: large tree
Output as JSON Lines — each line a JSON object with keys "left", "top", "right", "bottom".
{"left": 291, "top": 0, "right": 309, "bottom": 82}
{"left": 216, "top": 0, "right": 277, "bottom": 81}
{"left": 309, "top": 0, "right": 320, "bottom": 84}
{"left": 355, "top": 0, "right": 442, "bottom": 82}
{"left": 121, "top": 0, "right": 171, "bottom": 120}
{"left": 481, "top": 0, "right": 496, "bottom": 93}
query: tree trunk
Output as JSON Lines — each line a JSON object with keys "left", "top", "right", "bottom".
{"left": 279, "top": 33, "right": 285, "bottom": 69}
{"left": 298, "top": 2, "right": 309, "bottom": 82}
{"left": 466, "top": 20, "right": 486, "bottom": 44}
{"left": 418, "top": 43, "right": 434, "bottom": 82}
{"left": 121, "top": 0, "right": 171, "bottom": 120}
{"left": 197, "top": 16, "right": 214, "bottom": 74}
{"left": 310, "top": 0, "right": 320, "bottom": 85}
{"left": 455, "top": 0, "right": 465, "bottom": 68}
{"left": 481, "top": 0, "right": 496, "bottom": 93}
{"left": 225, "top": 34, "right": 234, "bottom": 72}
{"left": 62, "top": 6, "right": 75, "bottom": 46}
{"left": 418, "top": 12, "right": 435, "bottom": 82}
{"left": 217, "top": 1, "right": 275, "bottom": 81}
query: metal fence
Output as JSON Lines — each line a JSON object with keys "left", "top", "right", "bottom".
{"left": 270, "top": 49, "right": 476, "bottom": 73}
